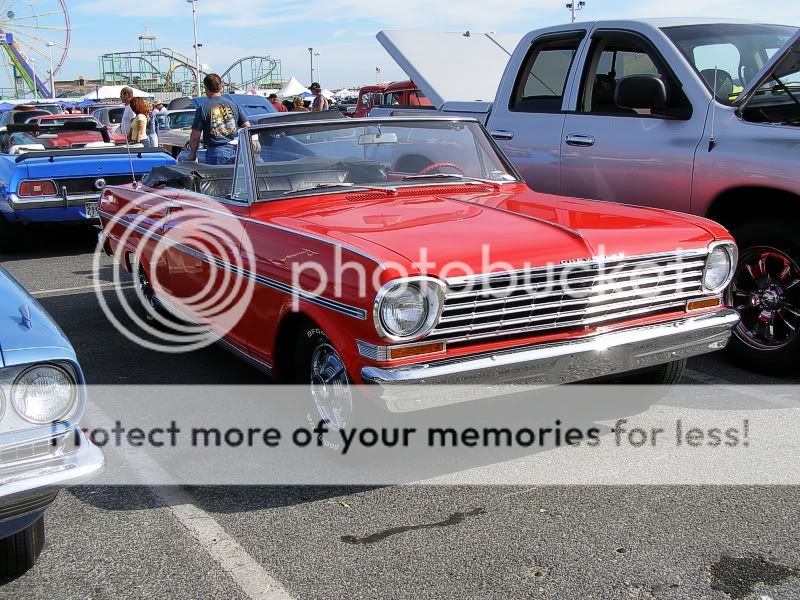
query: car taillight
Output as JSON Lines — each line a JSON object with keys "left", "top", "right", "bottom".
{"left": 18, "top": 180, "right": 58, "bottom": 197}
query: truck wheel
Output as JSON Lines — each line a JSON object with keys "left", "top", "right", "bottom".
{"left": 0, "top": 515, "right": 45, "bottom": 579}
{"left": 294, "top": 326, "right": 353, "bottom": 432}
{"left": 727, "top": 221, "right": 800, "bottom": 374}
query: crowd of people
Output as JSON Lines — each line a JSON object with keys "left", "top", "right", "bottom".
{"left": 117, "top": 86, "right": 167, "bottom": 148}
{"left": 114, "top": 75, "right": 332, "bottom": 164}
{"left": 267, "top": 82, "right": 329, "bottom": 113}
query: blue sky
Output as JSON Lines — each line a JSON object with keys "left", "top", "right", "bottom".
{"left": 52, "top": 0, "right": 800, "bottom": 88}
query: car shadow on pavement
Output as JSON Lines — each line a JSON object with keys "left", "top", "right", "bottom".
{"left": 0, "top": 224, "right": 99, "bottom": 261}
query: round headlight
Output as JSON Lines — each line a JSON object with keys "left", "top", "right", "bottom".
{"left": 375, "top": 278, "right": 445, "bottom": 340}
{"left": 12, "top": 365, "right": 77, "bottom": 424}
{"left": 703, "top": 244, "right": 736, "bottom": 292}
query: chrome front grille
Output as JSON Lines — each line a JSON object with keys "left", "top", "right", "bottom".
{"left": 430, "top": 250, "right": 709, "bottom": 344}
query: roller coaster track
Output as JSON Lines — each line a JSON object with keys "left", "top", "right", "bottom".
{"left": 101, "top": 48, "right": 282, "bottom": 94}
{"left": 220, "top": 56, "right": 280, "bottom": 90}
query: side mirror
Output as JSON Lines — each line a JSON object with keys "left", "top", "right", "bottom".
{"left": 615, "top": 75, "right": 667, "bottom": 111}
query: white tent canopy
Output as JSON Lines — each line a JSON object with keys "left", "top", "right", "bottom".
{"left": 277, "top": 76, "right": 310, "bottom": 98}
{"left": 321, "top": 89, "right": 334, "bottom": 99}
{"left": 82, "top": 85, "right": 152, "bottom": 101}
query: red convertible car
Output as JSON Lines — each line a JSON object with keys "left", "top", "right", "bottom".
{"left": 98, "top": 116, "right": 739, "bottom": 427}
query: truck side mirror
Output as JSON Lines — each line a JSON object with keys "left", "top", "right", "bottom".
{"left": 615, "top": 75, "right": 667, "bottom": 111}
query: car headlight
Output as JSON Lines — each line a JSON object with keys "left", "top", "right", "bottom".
{"left": 374, "top": 278, "right": 445, "bottom": 341}
{"left": 702, "top": 242, "right": 737, "bottom": 293}
{"left": 12, "top": 364, "right": 77, "bottom": 424}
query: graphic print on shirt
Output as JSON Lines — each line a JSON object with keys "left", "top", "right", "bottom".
{"left": 210, "top": 104, "right": 237, "bottom": 138}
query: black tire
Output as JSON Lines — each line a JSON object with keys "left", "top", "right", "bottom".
{"left": 615, "top": 359, "right": 686, "bottom": 385}
{"left": 293, "top": 326, "right": 355, "bottom": 432}
{"left": 134, "top": 260, "right": 161, "bottom": 322}
{"left": 0, "top": 516, "right": 45, "bottom": 579}
{"left": 727, "top": 220, "right": 800, "bottom": 374}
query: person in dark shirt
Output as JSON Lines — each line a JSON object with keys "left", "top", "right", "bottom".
{"left": 187, "top": 73, "right": 250, "bottom": 164}
{"left": 309, "top": 83, "right": 329, "bottom": 112}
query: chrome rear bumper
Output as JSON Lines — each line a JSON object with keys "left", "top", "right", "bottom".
{"left": 361, "top": 309, "right": 738, "bottom": 399}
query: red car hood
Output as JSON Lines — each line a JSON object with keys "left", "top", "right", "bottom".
{"left": 274, "top": 184, "right": 724, "bottom": 276}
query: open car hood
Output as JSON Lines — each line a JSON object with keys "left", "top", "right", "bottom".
{"left": 376, "top": 30, "right": 522, "bottom": 110}
{"left": 736, "top": 28, "right": 800, "bottom": 111}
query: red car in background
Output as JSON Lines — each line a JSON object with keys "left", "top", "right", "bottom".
{"left": 350, "top": 84, "right": 386, "bottom": 117}
{"left": 24, "top": 113, "right": 127, "bottom": 145}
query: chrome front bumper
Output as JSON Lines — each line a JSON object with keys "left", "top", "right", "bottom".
{"left": 361, "top": 310, "right": 739, "bottom": 403}
{"left": 0, "top": 428, "right": 104, "bottom": 507}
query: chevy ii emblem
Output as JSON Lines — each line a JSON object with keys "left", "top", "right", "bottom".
{"left": 94, "top": 178, "right": 107, "bottom": 190}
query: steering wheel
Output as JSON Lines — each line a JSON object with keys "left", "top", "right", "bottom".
{"left": 418, "top": 161, "right": 465, "bottom": 176}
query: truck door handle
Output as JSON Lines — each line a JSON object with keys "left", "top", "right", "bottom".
{"left": 565, "top": 134, "right": 595, "bottom": 147}
{"left": 490, "top": 129, "right": 514, "bottom": 141}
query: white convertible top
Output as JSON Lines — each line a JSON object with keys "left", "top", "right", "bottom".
{"left": 376, "top": 30, "right": 522, "bottom": 109}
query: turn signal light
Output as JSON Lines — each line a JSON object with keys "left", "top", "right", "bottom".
{"left": 686, "top": 297, "right": 722, "bottom": 312}
{"left": 388, "top": 341, "right": 446, "bottom": 360}
{"left": 18, "top": 179, "right": 57, "bottom": 197}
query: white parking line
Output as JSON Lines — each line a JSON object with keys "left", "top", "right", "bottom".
{"left": 86, "top": 403, "right": 295, "bottom": 600}
{"left": 154, "top": 487, "right": 295, "bottom": 600}
{"left": 31, "top": 282, "right": 133, "bottom": 297}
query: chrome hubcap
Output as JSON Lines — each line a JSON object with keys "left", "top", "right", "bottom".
{"left": 730, "top": 247, "right": 800, "bottom": 350}
{"left": 309, "top": 343, "right": 352, "bottom": 430}
{"left": 137, "top": 265, "right": 158, "bottom": 318}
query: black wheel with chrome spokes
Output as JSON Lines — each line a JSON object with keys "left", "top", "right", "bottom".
{"left": 731, "top": 247, "right": 800, "bottom": 348}
{"left": 293, "top": 325, "right": 356, "bottom": 436}
{"left": 727, "top": 221, "right": 800, "bottom": 374}
{"left": 132, "top": 256, "right": 161, "bottom": 321}
{"left": 309, "top": 341, "right": 353, "bottom": 431}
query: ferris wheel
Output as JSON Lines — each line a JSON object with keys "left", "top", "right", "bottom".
{"left": 0, "top": 1, "right": 70, "bottom": 98}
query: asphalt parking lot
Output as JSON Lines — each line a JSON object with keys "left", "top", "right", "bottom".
{"left": 2, "top": 229, "right": 800, "bottom": 599}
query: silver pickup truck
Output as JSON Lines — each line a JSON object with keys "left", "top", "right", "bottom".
{"left": 378, "top": 19, "right": 800, "bottom": 373}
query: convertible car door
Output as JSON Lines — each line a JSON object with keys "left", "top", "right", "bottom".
{"left": 160, "top": 158, "right": 251, "bottom": 352}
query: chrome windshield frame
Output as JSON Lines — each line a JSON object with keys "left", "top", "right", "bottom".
{"left": 239, "top": 116, "right": 525, "bottom": 202}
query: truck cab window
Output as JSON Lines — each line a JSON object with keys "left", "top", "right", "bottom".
{"left": 580, "top": 33, "right": 690, "bottom": 117}
{"left": 511, "top": 36, "right": 582, "bottom": 113}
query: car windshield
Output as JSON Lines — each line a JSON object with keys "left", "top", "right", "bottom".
{"left": 663, "top": 23, "right": 799, "bottom": 105}
{"left": 245, "top": 119, "right": 518, "bottom": 201}
{"left": 107, "top": 108, "right": 124, "bottom": 124}
{"left": 170, "top": 112, "right": 195, "bottom": 128}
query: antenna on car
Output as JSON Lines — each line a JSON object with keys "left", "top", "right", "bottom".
{"left": 708, "top": 66, "right": 718, "bottom": 152}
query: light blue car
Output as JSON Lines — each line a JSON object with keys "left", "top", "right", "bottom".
{"left": 0, "top": 265, "right": 103, "bottom": 577}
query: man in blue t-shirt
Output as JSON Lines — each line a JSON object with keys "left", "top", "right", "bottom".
{"left": 187, "top": 73, "right": 250, "bottom": 165}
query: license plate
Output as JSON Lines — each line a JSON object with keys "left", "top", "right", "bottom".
{"left": 85, "top": 202, "right": 99, "bottom": 219}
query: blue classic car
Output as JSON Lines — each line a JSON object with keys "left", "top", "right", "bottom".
{"left": 0, "top": 265, "right": 103, "bottom": 577}
{"left": 0, "top": 121, "right": 175, "bottom": 251}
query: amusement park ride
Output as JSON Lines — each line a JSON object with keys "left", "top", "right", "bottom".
{"left": 0, "top": 4, "right": 283, "bottom": 100}
{"left": 0, "top": 0, "right": 70, "bottom": 98}
{"left": 99, "top": 27, "right": 284, "bottom": 96}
